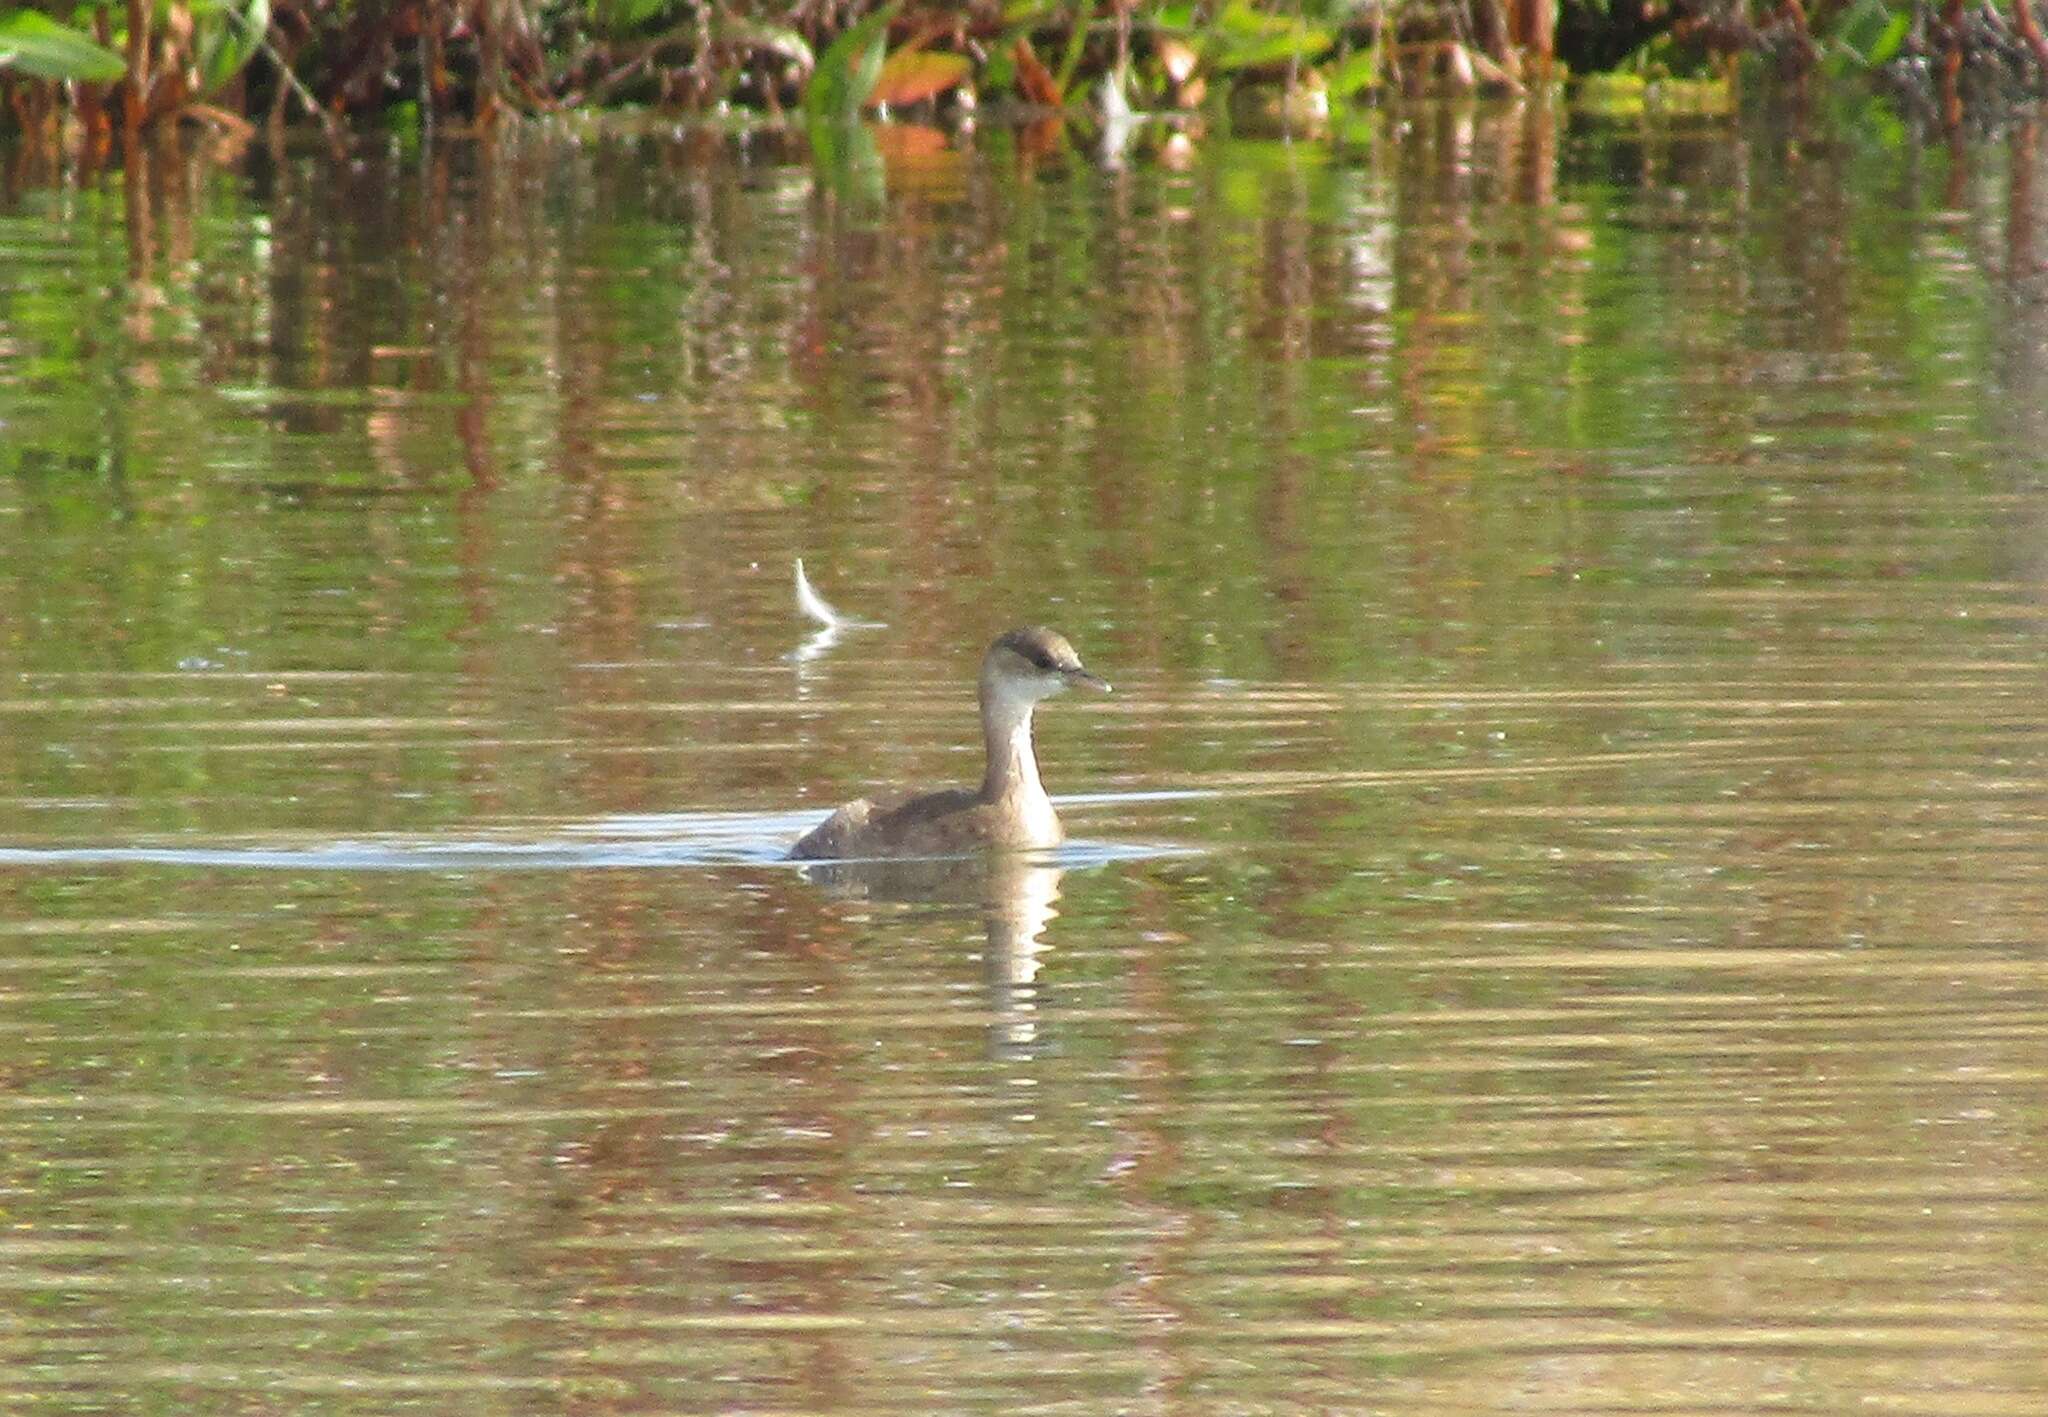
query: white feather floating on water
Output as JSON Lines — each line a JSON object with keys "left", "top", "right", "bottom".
{"left": 794, "top": 559, "right": 884, "bottom": 629}
{"left": 795, "top": 558, "right": 847, "bottom": 628}
{"left": 790, "top": 558, "right": 883, "bottom": 665}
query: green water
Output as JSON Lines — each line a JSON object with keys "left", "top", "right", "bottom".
{"left": 5, "top": 107, "right": 2048, "bottom": 1412}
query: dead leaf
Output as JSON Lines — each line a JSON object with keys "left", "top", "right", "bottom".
{"left": 1018, "top": 115, "right": 1064, "bottom": 161}
{"left": 867, "top": 48, "right": 972, "bottom": 107}
{"left": 872, "top": 122, "right": 950, "bottom": 161}
{"left": 1011, "top": 36, "right": 1062, "bottom": 106}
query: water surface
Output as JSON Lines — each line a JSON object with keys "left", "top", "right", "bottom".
{"left": 6, "top": 106, "right": 2048, "bottom": 1412}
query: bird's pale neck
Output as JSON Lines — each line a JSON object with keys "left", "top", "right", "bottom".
{"left": 978, "top": 677, "right": 1049, "bottom": 808}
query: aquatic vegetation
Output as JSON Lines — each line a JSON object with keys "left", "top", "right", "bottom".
{"left": 2, "top": 0, "right": 271, "bottom": 136}
{"left": 6, "top": 0, "right": 2048, "bottom": 146}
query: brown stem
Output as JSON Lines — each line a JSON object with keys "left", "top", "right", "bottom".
{"left": 2011, "top": 118, "right": 2038, "bottom": 277}
{"left": 1476, "top": 0, "right": 1512, "bottom": 62}
{"left": 423, "top": 0, "right": 446, "bottom": 115}
{"left": 1514, "top": 0, "right": 1555, "bottom": 70}
{"left": 78, "top": 7, "right": 115, "bottom": 153}
{"left": 124, "top": 0, "right": 148, "bottom": 132}
{"left": 2012, "top": 0, "right": 2048, "bottom": 71}
{"left": 1778, "top": 0, "right": 1817, "bottom": 69}
{"left": 1941, "top": 0, "right": 1965, "bottom": 129}
{"left": 478, "top": 0, "right": 505, "bottom": 123}
{"left": 121, "top": 123, "right": 152, "bottom": 284}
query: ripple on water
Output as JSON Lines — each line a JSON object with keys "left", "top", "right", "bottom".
{"left": 9, "top": 120, "right": 2048, "bottom": 1416}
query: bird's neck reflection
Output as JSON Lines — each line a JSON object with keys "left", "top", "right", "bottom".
{"left": 796, "top": 854, "right": 1065, "bottom": 1059}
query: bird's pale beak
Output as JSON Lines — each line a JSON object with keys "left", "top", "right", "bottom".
{"left": 1067, "top": 667, "right": 1112, "bottom": 693}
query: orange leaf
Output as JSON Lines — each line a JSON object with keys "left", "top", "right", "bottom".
{"left": 867, "top": 48, "right": 972, "bottom": 107}
{"left": 1011, "top": 36, "right": 1062, "bottom": 106}
{"left": 872, "top": 122, "right": 952, "bottom": 163}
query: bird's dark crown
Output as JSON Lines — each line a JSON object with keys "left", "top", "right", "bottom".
{"left": 992, "top": 626, "right": 1084, "bottom": 674}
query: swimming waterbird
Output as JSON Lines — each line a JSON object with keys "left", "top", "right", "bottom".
{"left": 789, "top": 626, "right": 1110, "bottom": 860}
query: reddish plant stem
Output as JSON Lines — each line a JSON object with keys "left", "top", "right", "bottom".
{"left": 123, "top": 0, "right": 148, "bottom": 132}
{"left": 2013, "top": 0, "right": 2048, "bottom": 72}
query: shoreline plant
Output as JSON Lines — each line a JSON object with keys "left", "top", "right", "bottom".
{"left": 3, "top": 0, "right": 2047, "bottom": 150}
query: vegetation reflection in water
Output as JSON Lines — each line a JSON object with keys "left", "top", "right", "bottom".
{"left": 5, "top": 108, "right": 2048, "bottom": 1412}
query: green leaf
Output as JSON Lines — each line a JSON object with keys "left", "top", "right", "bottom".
{"left": 1323, "top": 46, "right": 1378, "bottom": 100}
{"left": 196, "top": 0, "right": 270, "bottom": 97}
{"left": 1215, "top": 1, "right": 1281, "bottom": 41}
{"left": 807, "top": 116, "right": 886, "bottom": 210}
{"left": 1214, "top": 27, "right": 1333, "bottom": 72}
{"left": 1829, "top": 0, "right": 1909, "bottom": 67}
{"left": 804, "top": 3, "right": 898, "bottom": 126}
{"left": 1053, "top": 5, "right": 1091, "bottom": 97}
{"left": 0, "top": 10, "right": 128, "bottom": 82}
{"left": 606, "top": 0, "right": 675, "bottom": 30}
{"left": 982, "top": 42, "right": 1016, "bottom": 92}
{"left": 1867, "top": 12, "right": 1911, "bottom": 64}
{"left": 1208, "top": 2, "right": 1333, "bottom": 72}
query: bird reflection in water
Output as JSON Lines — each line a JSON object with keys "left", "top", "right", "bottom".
{"left": 796, "top": 852, "right": 1065, "bottom": 1059}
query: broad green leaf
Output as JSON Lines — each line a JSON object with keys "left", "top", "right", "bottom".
{"left": 0, "top": 10, "right": 128, "bottom": 82}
